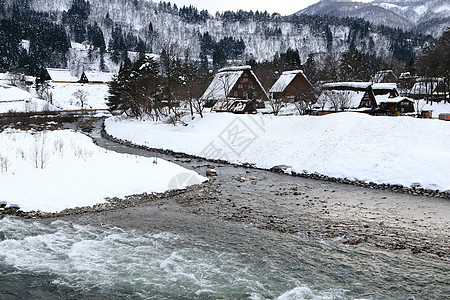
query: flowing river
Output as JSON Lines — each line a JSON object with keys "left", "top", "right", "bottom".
{"left": 0, "top": 121, "right": 448, "bottom": 299}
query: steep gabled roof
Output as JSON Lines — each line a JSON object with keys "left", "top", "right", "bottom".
{"left": 46, "top": 68, "right": 79, "bottom": 83}
{"left": 269, "top": 70, "right": 308, "bottom": 93}
{"left": 373, "top": 70, "right": 397, "bottom": 83}
{"left": 372, "top": 83, "right": 399, "bottom": 96}
{"left": 201, "top": 65, "right": 267, "bottom": 101}
{"left": 84, "top": 71, "right": 115, "bottom": 83}
{"left": 201, "top": 70, "right": 244, "bottom": 100}
{"left": 316, "top": 90, "right": 366, "bottom": 110}
{"left": 410, "top": 79, "right": 444, "bottom": 96}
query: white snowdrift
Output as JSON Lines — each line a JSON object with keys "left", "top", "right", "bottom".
{"left": 0, "top": 129, "right": 206, "bottom": 212}
{"left": 0, "top": 85, "right": 58, "bottom": 113}
{"left": 105, "top": 112, "right": 450, "bottom": 191}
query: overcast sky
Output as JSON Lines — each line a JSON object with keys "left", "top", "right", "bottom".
{"left": 165, "top": 0, "right": 323, "bottom": 16}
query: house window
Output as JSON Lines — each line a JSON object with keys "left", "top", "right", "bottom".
{"left": 248, "top": 83, "right": 253, "bottom": 89}
{"left": 243, "top": 91, "right": 248, "bottom": 98}
{"left": 243, "top": 77, "right": 249, "bottom": 83}
{"left": 234, "top": 91, "right": 238, "bottom": 97}
{"left": 238, "top": 84, "right": 243, "bottom": 89}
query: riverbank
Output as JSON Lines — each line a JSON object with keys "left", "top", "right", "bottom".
{"left": 55, "top": 121, "right": 449, "bottom": 261}
{"left": 2, "top": 119, "right": 449, "bottom": 261}
{"left": 105, "top": 112, "right": 450, "bottom": 193}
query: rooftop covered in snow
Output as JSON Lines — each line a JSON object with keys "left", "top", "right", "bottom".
{"left": 83, "top": 71, "right": 115, "bottom": 83}
{"left": 218, "top": 65, "right": 251, "bottom": 72}
{"left": 269, "top": 70, "right": 308, "bottom": 94}
{"left": 201, "top": 65, "right": 267, "bottom": 101}
{"left": 46, "top": 68, "right": 79, "bottom": 83}
{"left": 323, "top": 82, "right": 372, "bottom": 90}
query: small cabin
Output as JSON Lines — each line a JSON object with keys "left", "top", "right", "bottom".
{"left": 420, "top": 109, "right": 433, "bottom": 119}
{"left": 439, "top": 113, "right": 450, "bottom": 121}
{"left": 378, "top": 97, "right": 415, "bottom": 115}
{"left": 78, "top": 71, "right": 115, "bottom": 84}
{"left": 200, "top": 65, "right": 268, "bottom": 109}
{"left": 269, "top": 70, "right": 315, "bottom": 102}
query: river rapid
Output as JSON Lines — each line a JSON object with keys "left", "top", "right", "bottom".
{"left": 0, "top": 121, "right": 448, "bottom": 299}
{"left": 1, "top": 216, "right": 448, "bottom": 299}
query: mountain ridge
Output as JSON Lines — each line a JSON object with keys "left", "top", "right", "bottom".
{"left": 297, "top": 0, "right": 450, "bottom": 37}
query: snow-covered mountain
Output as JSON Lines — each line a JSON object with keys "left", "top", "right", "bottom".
{"left": 25, "top": 0, "right": 428, "bottom": 60}
{"left": 0, "top": 0, "right": 434, "bottom": 74}
{"left": 297, "top": 0, "right": 450, "bottom": 37}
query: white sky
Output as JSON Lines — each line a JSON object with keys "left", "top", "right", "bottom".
{"left": 165, "top": 0, "right": 323, "bottom": 16}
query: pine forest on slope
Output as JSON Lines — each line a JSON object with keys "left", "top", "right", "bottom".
{"left": 0, "top": 0, "right": 438, "bottom": 76}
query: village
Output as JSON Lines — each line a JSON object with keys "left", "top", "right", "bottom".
{"left": 1, "top": 64, "right": 449, "bottom": 121}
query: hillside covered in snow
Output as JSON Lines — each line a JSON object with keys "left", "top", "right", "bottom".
{"left": 0, "top": 0, "right": 436, "bottom": 75}
{"left": 298, "top": 0, "right": 450, "bottom": 38}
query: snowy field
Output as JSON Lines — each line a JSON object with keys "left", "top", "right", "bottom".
{"left": 0, "top": 85, "right": 58, "bottom": 114}
{"left": 49, "top": 83, "right": 110, "bottom": 110}
{"left": 105, "top": 112, "right": 450, "bottom": 191}
{"left": 0, "top": 129, "right": 206, "bottom": 212}
{"left": 0, "top": 74, "right": 111, "bottom": 113}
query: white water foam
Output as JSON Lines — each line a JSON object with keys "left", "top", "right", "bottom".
{"left": 0, "top": 217, "right": 349, "bottom": 299}
{"left": 277, "top": 286, "right": 348, "bottom": 300}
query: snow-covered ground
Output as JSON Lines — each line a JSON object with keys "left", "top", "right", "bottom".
{"left": 47, "top": 83, "right": 110, "bottom": 110}
{"left": 105, "top": 112, "right": 450, "bottom": 191}
{"left": 0, "top": 129, "right": 206, "bottom": 212}
{"left": 0, "top": 84, "right": 59, "bottom": 114}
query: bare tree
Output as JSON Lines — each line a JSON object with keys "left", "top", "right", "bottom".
{"left": 30, "top": 132, "right": 50, "bottom": 169}
{"left": 160, "top": 39, "right": 182, "bottom": 113}
{"left": 72, "top": 89, "right": 89, "bottom": 108}
{"left": 324, "top": 91, "right": 353, "bottom": 111}
{"left": 414, "top": 99, "right": 426, "bottom": 117}
{"left": 36, "top": 81, "right": 53, "bottom": 105}
{"left": 179, "top": 53, "right": 211, "bottom": 119}
{"left": 0, "top": 154, "right": 10, "bottom": 173}
{"left": 268, "top": 96, "right": 284, "bottom": 115}
{"left": 7, "top": 71, "right": 23, "bottom": 87}
{"left": 293, "top": 99, "right": 316, "bottom": 115}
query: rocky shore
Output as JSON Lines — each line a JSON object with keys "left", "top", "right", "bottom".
{"left": 101, "top": 124, "right": 450, "bottom": 200}
{"left": 1, "top": 122, "right": 448, "bottom": 262}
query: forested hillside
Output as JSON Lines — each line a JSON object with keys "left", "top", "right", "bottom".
{"left": 0, "top": 0, "right": 437, "bottom": 77}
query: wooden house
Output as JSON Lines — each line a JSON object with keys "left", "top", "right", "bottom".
{"left": 200, "top": 65, "right": 268, "bottom": 109}
{"left": 78, "top": 71, "right": 115, "bottom": 84}
{"left": 316, "top": 82, "right": 410, "bottom": 116}
{"left": 269, "top": 70, "right": 315, "bottom": 102}
{"left": 409, "top": 77, "right": 445, "bottom": 100}
{"left": 373, "top": 83, "right": 414, "bottom": 115}
{"left": 317, "top": 82, "right": 377, "bottom": 111}
{"left": 372, "top": 70, "right": 397, "bottom": 83}
{"left": 378, "top": 97, "right": 415, "bottom": 115}
{"left": 439, "top": 113, "right": 450, "bottom": 121}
